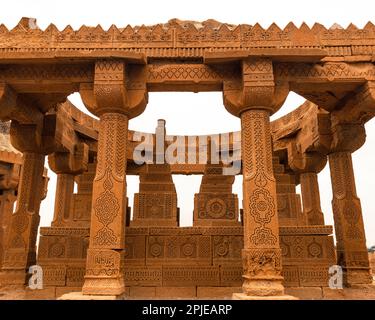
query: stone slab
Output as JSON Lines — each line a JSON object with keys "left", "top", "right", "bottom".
{"left": 56, "top": 286, "right": 84, "bottom": 298}
{"left": 285, "top": 287, "right": 323, "bottom": 299}
{"left": 323, "top": 285, "right": 375, "bottom": 300}
{"left": 129, "top": 286, "right": 156, "bottom": 298}
{"left": 25, "top": 287, "right": 56, "bottom": 300}
{"left": 197, "top": 286, "right": 242, "bottom": 299}
{"left": 155, "top": 286, "right": 197, "bottom": 298}
{"left": 58, "top": 292, "right": 126, "bottom": 300}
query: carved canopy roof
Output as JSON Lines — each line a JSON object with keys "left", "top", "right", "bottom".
{"left": 0, "top": 18, "right": 375, "bottom": 62}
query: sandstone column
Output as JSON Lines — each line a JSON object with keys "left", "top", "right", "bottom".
{"left": 0, "top": 154, "right": 21, "bottom": 271}
{"left": 224, "top": 58, "right": 292, "bottom": 299}
{"left": 48, "top": 144, "right": 88, "bottom": 227}
{"left": 300, "top": 172, "right": 324, "bottom": 225}
{"left": 0, "top": 85, "right": 51, "bottom": 286}
{"left": 1, "top": 152, "right": 45, "bottom": 285}
{"left": 52, "top": 174, "right": 75, "bottom": 226}
{"left": 0, "top": 189, "right": 18, "bottom": 270}
{"left": 328, "top": 125, "right": 372, "bottom": 286}
{"left": 83, "top": 113, "right": 129, "bottom": 295}
{"left": 80, "top": 60, "right": 148, "bottom": 296}
{"left": 288, "top": 152, "right": 327, "bottom": 226}
{"left": 240, "top": 109, "right": 285, "bottom": 297}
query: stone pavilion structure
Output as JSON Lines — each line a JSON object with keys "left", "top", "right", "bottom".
{"left": 0, "top": 18, "right": 374, "bottom": 299}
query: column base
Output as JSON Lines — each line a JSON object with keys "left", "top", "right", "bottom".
{"left": 242, "top": 277, "right": 285, "bottom": 296}
{"left": 232, "top": 293, "right": 298, "bottom": 300}
{"left": 82, "top": 276, "right": 125, "bottom": 296}
{"left": 344, "top": 268, "right": 373, "bottom": 287}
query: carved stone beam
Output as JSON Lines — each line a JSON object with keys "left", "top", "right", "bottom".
{"left": 42, "top": 102, "right": 83, "bottom": 154}
{"left": 274, "top": 62, "right": 375, "bottom": 111}
{"left": 272, "top": 101, "right": 332, "bottom": 156}
{"left": 0, "top": 83, "right": 43, "bottom": 125}
{"left": 48, "top": 143, "right": 89, "bottom": 175}
{"left": 223, "top": 58, "right": 294, "bottom": 300}
{"left": 78, "top": 59, "right": 148, "bottom": 296}
{"left": 331, "top": 81, "right": 375, "bottom": 127}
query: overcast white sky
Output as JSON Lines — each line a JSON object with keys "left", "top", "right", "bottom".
{"left": 2, "top": 0, "right": 375, "bottom": 246}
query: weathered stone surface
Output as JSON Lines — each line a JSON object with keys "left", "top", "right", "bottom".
{"left": 0, "top": 18, "right": 374, "bottom": 300}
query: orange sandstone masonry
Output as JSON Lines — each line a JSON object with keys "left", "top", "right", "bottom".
{"left": 0, "top": 18, "right": 374, "bottom": 299}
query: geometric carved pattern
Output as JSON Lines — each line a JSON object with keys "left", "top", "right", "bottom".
{"left": 36, "top": 225, "right": 336, "bottom": 289}
{"left": 193, "top": 164, "right": 240, "bottom": 226}
{"left": 329, "top": 151, "right": 372, "bottom": 285}
{"left": 132, "top": 164, "right": 179, "bottom": 227}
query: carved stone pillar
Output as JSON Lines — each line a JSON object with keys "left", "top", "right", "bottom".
{"left": 79, "top": 59, "right": 147, "bottom": 296}
{"left": 38, "top": 151, "right": 91, "bottom": 289}
{"left": 83, "top": 113, "right": 129, "bottom": 295}
{"left": 300, "top": 172, "right": 324, "bottom": 225}
{"left": 51, "top": 174, "right": 75, "bottom": 227}
{"left": 0, "top": 190, "right": 17, "bottom": 270}
{"left": 223, "top": 58, "right": 293, "bottom": 299}
{"left": 1, "top": 152, "right": 45, "bottom": 285}
{"left": 285, "top": 140, "right": 328, "bottom": 227}
{"left": 48, "top": 144, "right": 89, "bottom": 227}
{"left": 240, "top": 109, "right": 285, "bottom": 296}
{"left": 324, "top": 82, "right": 375, "bottom": 286}
{"left": 329, "top": 150, "right": 372, "bottom": 285}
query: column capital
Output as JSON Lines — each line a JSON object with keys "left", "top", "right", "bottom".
{"left": 48, "top": 143, "right": 89, "bottom": 175}
{"left": 223, "top": 58, "right": 289, "bottom": 117}
{"left": 9, "top": 120, "right": 50, "bottom": 154}
{"left": 328, "top": 80, "right": 375, "bottom": 153}
{"left": 287, "top": 145, "right": 327, "bottom": 174}
{"left": 329, "top": 123, "right": 366, "bottom": 153}
{"left": 0, "top": 83, "right": 43, "bottom": 125}
{"left": 80, "top": 59, "right": 148, "bottom": 118}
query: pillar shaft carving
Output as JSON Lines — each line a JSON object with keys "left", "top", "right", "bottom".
{"left": 240, "top": 109, "right": 284, "bottom": 296}
{"left": 222, "top": 57, "right": 289, "bottom": 298}
{"left": 48, "top": 142, "right": 89, "bottom": 227}
{"left": 81, "top": 59, "right": 148, "bottom": 296}
{"left": 83, "top": 112, "right": 128, "bottom": 295}
{"left": 1, "top": 152, "right": 45, "bottom": 285}
{"left": 0, "top": 190, "right": 17, "bottom": 270}
{"left": 51, "top": 174, "right": 75, "bottom": 227}
{"left": 300, "top": 172, "right": 325, "bottom": 225}
{"left": 328, "top": 151, "right": 372, "bottom": 285}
